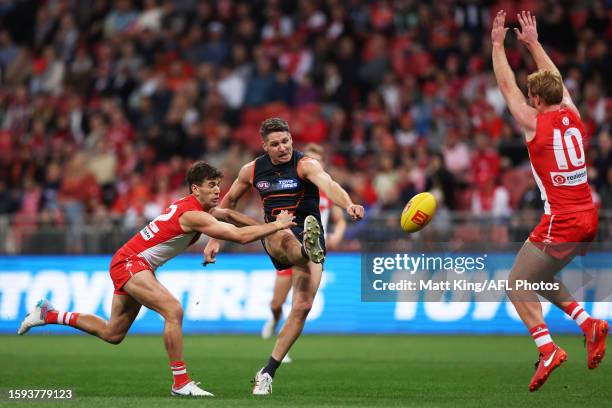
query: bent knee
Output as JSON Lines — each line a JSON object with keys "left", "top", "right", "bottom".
{"left": 103, "top": 331, "right": 127, "bottom": 345}
{"left": 270, "top": 300, "right": 284, "bottom": 312}
{"left": 292, "top": 300, "right": 313, "bottom": 318}
{"left": 162, "top": 300, "right": 184, "bottom": 323}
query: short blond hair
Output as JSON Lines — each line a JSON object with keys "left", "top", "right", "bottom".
{"left": 527, "top": 70, "right": 563, "bottom": 106}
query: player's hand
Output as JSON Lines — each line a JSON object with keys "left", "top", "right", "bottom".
{"left": 275, "top": 210, "right": 296, "bottom": 229}
{"left": 203, "top": 238, "right": 220, "bottom": 266}
{"left": 346, "top": 204, "right": 364, "bottom": 221}
{"left": 491, "top": 10, "right": 509, "bottom": 46}
{"left": 515, "top": 10, "right": 538, "bottom": 46}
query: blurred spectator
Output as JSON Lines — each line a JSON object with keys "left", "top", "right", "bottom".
{"left": 0, "top": 0, "right": 608, "bottom": 253}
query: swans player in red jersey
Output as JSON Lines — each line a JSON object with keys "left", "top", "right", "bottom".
{"left": 17, "top": 161, "right": 296, "bottom": 397}
{"left": 260, "top": 144, "right": 347, "bottom": 362}
{"left": 492, "top": 10, "right": 608, "bottom": 392}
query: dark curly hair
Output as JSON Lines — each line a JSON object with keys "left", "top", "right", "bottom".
{"left": 186, "top": 161, "right": 223, "bottom": 193}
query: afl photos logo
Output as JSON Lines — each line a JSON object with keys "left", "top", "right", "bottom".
{"left": 256, "top": 180, "right": 270, "bottom": 190}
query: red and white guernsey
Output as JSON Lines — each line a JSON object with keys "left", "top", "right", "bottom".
{"left": 116, "top": 195, "right": 204, "bottom": 270}
{"left": 527, "top": 108, "right": 594, "bottom": 215}
{"left": 319, "top": 191, "right": 332, "bottom": 238}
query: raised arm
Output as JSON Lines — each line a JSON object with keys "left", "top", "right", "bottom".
{"left": 218, "top": 161, "right": 255, "bottom": 210}
{"left": 491, "top": 10, "right": 537, "bottom": 136}
{"left": 298, "top": 157, "right": 364, "bottom": 221}
{"left": 514, "top": 10, "right": 579, "bottom": 116}
{"left": 181, "top": 210, "right": 294, "bottom": 245}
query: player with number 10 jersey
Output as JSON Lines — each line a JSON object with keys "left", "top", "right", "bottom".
{"left": 527, "top": 106, "right": 598, "bottom": 255}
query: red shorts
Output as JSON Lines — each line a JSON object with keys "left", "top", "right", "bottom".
{"left": 529, "top": 208, "right": 598, "bottom": 259}
{"left": 109, "top": 254, "right": 153, "bottom": 295}
{"left": 276, "top": 268, "right": 293, "bottom": 277}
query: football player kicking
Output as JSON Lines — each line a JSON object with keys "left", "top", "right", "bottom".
{"left": 492, "top": 10, "right": 608, "bottom": 391}
{"left": 260, "top": 143, "right": 347, "bottom": 365}
{"left": 18, "top": 161, "right": 296, "bottom": 397}
{"left": 204, "top": 118, "right": 364, "bottom": 395}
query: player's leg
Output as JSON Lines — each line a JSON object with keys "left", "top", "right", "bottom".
{"left": 17, "top": 292, "right": 141, "bottom": 344}
{"left": 273, "top": 263, "right": 322, "bottom": 360}
{"left": 264, "top": 230, "right": 309, "bottom": 267}
{"left": 253, "top": 262, "right": 322, "bottom": 395}
{"left": 263, "top": 216, "right": 325, "bottom": 267}
{"left": 122, "top": 270, "right": 212, "bottom": 396}
{"left": 521, "top": 241, "right": 608, "bottom": 369}
{"left": 507, "top": 241, "right": 568, "bottom": 391}
{"left": 262, "top": 270, "right": 292, "bottom": 340}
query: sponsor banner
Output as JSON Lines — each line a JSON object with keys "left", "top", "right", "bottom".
{"left": 0, "top": 254, "right": 610, "bottom": 334}
{"left": 550, "top": 168, "right": 587, "bottom": 186}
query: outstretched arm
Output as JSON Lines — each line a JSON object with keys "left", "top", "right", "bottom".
{"left": 298, "top": 157, "right": 364, "bottom": 221}
{"left": 491, "top": 10, "right": 537, "bottom": 135}
{"left": 181, "top": 210, "right": 294, "bottom": 245}
{"left": 514, "top": 10, "right": 579, "bottom": 116}
{"left": 209, "top": 207, "right": 260, "bottom": 227}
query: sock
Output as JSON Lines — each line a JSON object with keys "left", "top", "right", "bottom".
{"left": 530, "top": 324, "right": 556, "bottom": 355}
{"left": 262, "top": 356, "right": 281, "bottom": 378}
{"left": 45, "top": 311, "right": 80, "bottom": 326}
{"left": 170, "top": 361, "right": 191, "bottom": 388}
{"left": 564, "top": 302, "right": 593, "bottom": 334}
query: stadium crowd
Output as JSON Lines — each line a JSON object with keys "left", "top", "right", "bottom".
{"left": 0, "top": 0, "right": 610, "bottom": 251}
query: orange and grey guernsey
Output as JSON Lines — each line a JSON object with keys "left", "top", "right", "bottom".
{"left": 251, "top": 151, "right": 321, "bottom": 228}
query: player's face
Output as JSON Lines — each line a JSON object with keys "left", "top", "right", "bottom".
{"left": 193, "top": 178, "right": 221, "bottom": 208}
{"left": 263, "top": 132, "right": 293, "bottom": 164}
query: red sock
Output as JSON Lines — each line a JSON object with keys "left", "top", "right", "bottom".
{"left": 530, "top": 324, "right": 556, "bottom": 355}
{"left": 564, "top": 302, "right": 593, "bottom": 334}
{"left": 170, "top": 361, "right": 191, "bottom": 388}
{"left": 45, "top": 311, "right": 80, "bottom": 326}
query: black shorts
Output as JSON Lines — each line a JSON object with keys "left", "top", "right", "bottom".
{"left": 261, "top": 224, "right": 326, "bottom": 271}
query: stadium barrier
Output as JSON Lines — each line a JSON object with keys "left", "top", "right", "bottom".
{"left": 2, "top": 210, "right": 612, "bottom": 254}
{"left": 1, "top": 253, "right": 610, "bottom": 335}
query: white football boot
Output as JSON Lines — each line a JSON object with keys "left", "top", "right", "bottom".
{"left": 303, "top": 215, "right": 324, "bottom": 263}
{"left": 171, "top": 381, "right": 214, "bottom": 397}
{"left": 252, "top": 369, "right": 273, "bottom": 395}
{"left": 17, "top": 299, "right": 54, "bottom": 335}
{"left": 261, "top": 317, "right": 278, "bottom": 340}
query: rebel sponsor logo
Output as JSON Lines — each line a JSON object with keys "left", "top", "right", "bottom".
{"left": 256, "top": 180, "right": 270, "bottom": 190}
{"left": 550, "top": 168, "right": 587, "bottom": 186}
{"left": 411, "top": 210, "right": 430, "bottom": 226}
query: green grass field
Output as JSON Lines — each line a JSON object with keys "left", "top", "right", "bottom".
{"left": 0, "top": 334, "right": 610, "bottom": 407}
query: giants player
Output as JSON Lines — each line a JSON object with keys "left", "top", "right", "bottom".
{"left": 260, "top": 143, "right": 347, "bottom": 362}
{"left": 17, "top": 161, "right": 296, "bottom": 397}
{"left": 492, "top": 11, "right": 608, "bottom": 391}
{"left": 204, "top": 118, "right": 364, "bottom": 395}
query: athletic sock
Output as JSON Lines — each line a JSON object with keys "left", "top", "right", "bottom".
{"left": 564, "top": 302, "right": 593, "bottom": 334}
{"left": 530, "top": 324, "right": 556, "bottom": 355}
{"left": 45, "top": 311, "right": 80, "bottom": 327}
{"left": 262, "top": 356, "right": 281, "bottom": 378}
{"left": 170, "top": 361, "right": 191, "bottom": 388}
